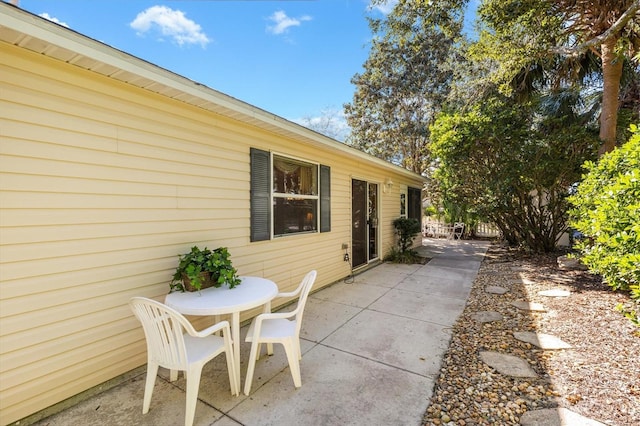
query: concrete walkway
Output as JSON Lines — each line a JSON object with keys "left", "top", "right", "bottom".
{"left": 30, "top": 238, "right": 489, "bottom": 426}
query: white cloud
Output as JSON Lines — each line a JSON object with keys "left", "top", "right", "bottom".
{"left": 39, "top": 12, "right": 69, "bottom": 28}
{"left": 266, "top": 10, "right": 312, "bottom": 35}
{"left": 130, "top": 5, "right": 209, "bottom": 47}
{"left": 369, "top": 0, "right": 399, "bottom": 15}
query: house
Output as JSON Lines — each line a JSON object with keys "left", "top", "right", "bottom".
{"left": 0, "top": 4, "right": 425, "bottom": 424}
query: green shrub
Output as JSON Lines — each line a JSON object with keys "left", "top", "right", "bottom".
{"left": 384, "top": 245, "right": 421, "bottom": 264}
{"left": 569, "top": 124, "right": 640, "bottom": 306}
{"left": 430, "top": 97, "right": 599, "bottom": 252}
{"left": 392, "top": 217, "right": 421, "bottom": 254}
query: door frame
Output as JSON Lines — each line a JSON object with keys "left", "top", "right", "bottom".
{"left": 351, "top": 178, "right": 380, "bottom": 269}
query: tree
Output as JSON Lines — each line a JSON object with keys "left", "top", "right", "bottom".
{"left": 344, "top": 0, "right": 467, "bottom": 174}
{"left": 430, "top": 93, "right": 599, "bottom": 252}
{"left": 296, "top": 107, "right": 350, "bottom": 142}
{"left": 476, "top": 0, "right": 640, "bottom": 154}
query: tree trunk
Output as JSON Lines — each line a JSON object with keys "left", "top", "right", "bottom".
{"left": 599, "top": 37, "right": 624, "bottom": 155}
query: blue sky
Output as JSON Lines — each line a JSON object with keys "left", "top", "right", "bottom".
{"left": 18, "top": 1, "right": 477, "bottom": 140}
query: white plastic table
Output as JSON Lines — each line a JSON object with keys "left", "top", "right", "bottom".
{"left": 164, "top": 276, "right": 278, "bottom": 387}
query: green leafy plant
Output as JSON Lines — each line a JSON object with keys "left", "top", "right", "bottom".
{"left": 384, "top": 245, "right": 421, "bottom": 264}
{"left": 615, "top": 303, "right": 639, "bottom": 329}
{"left": 170, "top": 246, "right": 241, "bottom": 292}
{"left": 568, "top": 124, "right": 640, "bottom": 313}
{"left": 386, "top": 217, "right": 422, "bottom": 264}
{"left": 393, "top": 217, "right": 421, "bottom": 253}
{"left": 207, "top": 247, "right": 242, "bottom": 288}
{"left": 424, "top": 205, "right": 438, "bottom": 217}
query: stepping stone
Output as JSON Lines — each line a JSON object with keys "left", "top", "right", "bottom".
{"left": 557, "top": 255, "right": 588, "bottom": 271}
{"left": 480, "top": 351, "right": 538, "bottom": 378}
{"left": 520, "top": 407, "right": 606, "bottom": 425}
{"left": 511, "top": 300, "right": 547, "bottom": 312}
{"left": 510, "top": 266, "right": 530, "bottom": 272}
{"left": 471, "top": 311, "right": 503, "bottom": 323}
{"left": 513, "top": 331, "right": 572, "bottom": 349}
{"left": 538, "top": 289, "right": 571, "bottom": 297}
{"left": 485, "top": 285, "right": 509, "bottom": 294}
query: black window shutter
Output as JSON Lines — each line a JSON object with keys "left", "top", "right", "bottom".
{"left": 408, "top": 187, "right": 422, "bottom": 221}
{"left": 320, "top": 165, "right": 331, "bottom": 232}
{"left": 250, "top": 148, "right": 271, "bottom": 241}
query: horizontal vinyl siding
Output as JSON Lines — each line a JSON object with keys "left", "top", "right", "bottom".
{"left": 0, "top": 45, "right": 252, "bottom": 424}
{"left": 0, "top": 42, "right": 423, "bottom": 425}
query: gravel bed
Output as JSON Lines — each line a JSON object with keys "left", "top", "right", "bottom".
{"left": 422, "top": 242, "right": 640, "bottom": 426}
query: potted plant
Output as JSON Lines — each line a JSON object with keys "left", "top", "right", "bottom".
{"left": 170, "top": 246, "right": 241, "bottom": 292}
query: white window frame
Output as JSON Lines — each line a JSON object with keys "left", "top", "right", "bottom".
{"left": 271, "top": 152, "right": 320, "bottom": 238}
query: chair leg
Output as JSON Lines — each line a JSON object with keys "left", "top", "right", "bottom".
{"left": 169, "top": 369, "right": 178, "bottom": 382}
{"left": 262, "top": 302, "right": 273, "bottom": 357}
{"left": 256, "top": 343, "right": 262, "bottom": 361}
{"left": 143, "top": 362, "right": 159, "bottom": 414}
{"left": 257, "top": 342, "right": 275, "bottom": 358}
{"left": 283, "top": 340, "right": 302, "bottom": 388}
{"left": 214, "top": 315, "right": 221, "bottom": 335}
{"left": 184, "top": 365, "right": 203, "bottom": 426}
{"left": 243, "top": 339, "right": 261, "bottom": 395}
{"left": 225, "top": 351, "right": 239, "bottom": 396}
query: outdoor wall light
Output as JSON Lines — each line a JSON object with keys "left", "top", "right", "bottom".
{"left": 383, "top": 178, "right": 394, "bottom": 193}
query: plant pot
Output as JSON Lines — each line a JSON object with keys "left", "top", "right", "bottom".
{"left": 182, "top": 272, "right": 216, "bottom": 292}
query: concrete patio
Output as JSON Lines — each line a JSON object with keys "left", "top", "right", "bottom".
{"left": 29, "top": 238, "right": 489, "bottom": 426}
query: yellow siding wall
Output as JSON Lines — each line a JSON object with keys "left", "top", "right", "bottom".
{"left": 0, "top": 42, "right": 423, "bottom": 424}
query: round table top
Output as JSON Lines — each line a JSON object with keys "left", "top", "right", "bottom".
{"left": 164, "top": 276, "right": 278, "bottom": 316}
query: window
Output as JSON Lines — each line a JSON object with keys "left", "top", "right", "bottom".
{"left": 250, "top": 148, "right": 330, "bottom": 241}
{"left": 273, "top": 155, "right": 318, "bottom": 236}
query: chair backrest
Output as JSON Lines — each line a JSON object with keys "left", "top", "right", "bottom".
{"left": 290, "top": 270, "right": 317, "bottom": 335}
{"left": 129, "top": 297, "right": 196, "bottom": 371}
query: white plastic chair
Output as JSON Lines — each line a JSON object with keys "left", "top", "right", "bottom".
{"left": 129, "top": 297, "right": 238, "bottom": 426}
{"left": 453, "top": 222, "right": 465, "bottom": 240}
{"left": 260, "top": 272, "right": 314, "bottom": 359}
{"left": 243, "top": 270, "right": 317, "bottom": 395}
